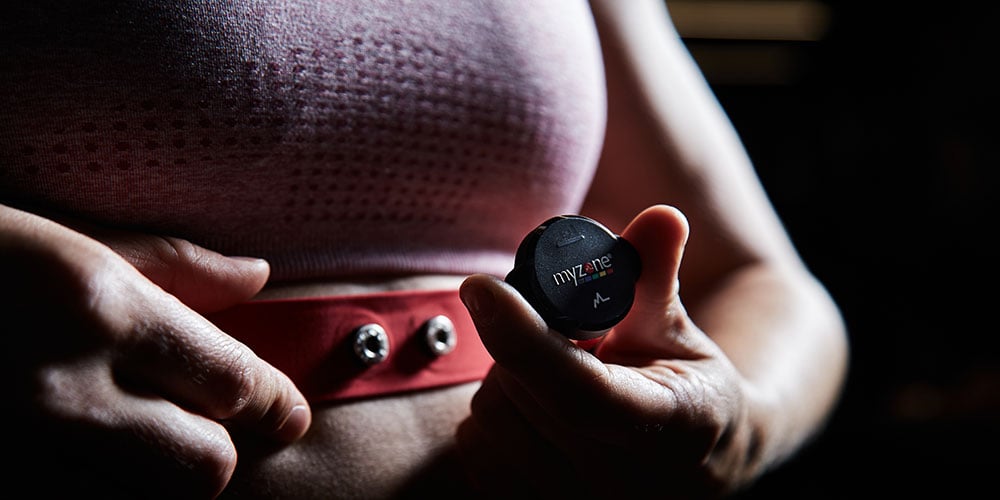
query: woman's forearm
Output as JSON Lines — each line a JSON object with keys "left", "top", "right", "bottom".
{"left": 690, "top": 262, "right": 848, "bottom": 471}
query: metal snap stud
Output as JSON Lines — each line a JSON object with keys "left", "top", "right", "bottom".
{"left": 353, "top": 323, "right": 390, "bottom": 365}
{"left": 423, "top": 315, "right": 457, "bottom": 356}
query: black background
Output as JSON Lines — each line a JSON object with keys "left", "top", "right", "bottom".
{"left": 679, "top": 2, "right": 999, "bottom": 497}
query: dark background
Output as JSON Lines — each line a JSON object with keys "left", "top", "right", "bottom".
{"left": 671, "top": 1, "right": 999, "bottom": 497}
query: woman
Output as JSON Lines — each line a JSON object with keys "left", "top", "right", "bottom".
{"left": 0, "top": 1, "right": 847, "bottom": 498}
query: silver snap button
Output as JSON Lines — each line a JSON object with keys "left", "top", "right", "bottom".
{"left": 423, "top": 315, "right": 457, "bottom": 356}
{"left": 353, "top": 323, "right": 390, "bottom": 365}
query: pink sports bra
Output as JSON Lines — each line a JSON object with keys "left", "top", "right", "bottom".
{"left": 0, "top": 0, "right": 607, "bottom": 282}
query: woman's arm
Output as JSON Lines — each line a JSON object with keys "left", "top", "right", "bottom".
{"left": 583, "top": 0, "right": 849, "bottom": 475}
{"left": 455, "top": 1, "right": 848, "bottom": 496}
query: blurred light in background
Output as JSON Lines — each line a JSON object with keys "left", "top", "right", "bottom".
{"left": 669, "top": 0, "right": 830, "bottom": 41}
{"left": 667, "top": 0, "right": 830, "bottom": 85}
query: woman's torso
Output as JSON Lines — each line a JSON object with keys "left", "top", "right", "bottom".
{"left": 1, "top": 1, "right": 606, "bottom": 496}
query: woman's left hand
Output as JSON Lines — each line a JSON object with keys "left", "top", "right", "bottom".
{"left": 457, "top": 205, "right": 762, "bottom": 498}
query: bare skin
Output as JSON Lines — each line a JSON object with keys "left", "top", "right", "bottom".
{"left": 2, "top": 1, "right": 847, "bottom": 498}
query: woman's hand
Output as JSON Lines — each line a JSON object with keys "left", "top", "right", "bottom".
{"left": 1, "top": 205, "right": 311, "bottom": 499}
{"left": 457, "top": 205, "right": 764, "bottom": 498}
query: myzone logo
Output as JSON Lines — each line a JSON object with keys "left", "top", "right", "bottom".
{"left": 551, "top": 253, "right": 615, "bottom": 287}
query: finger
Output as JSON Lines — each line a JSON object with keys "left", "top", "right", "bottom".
{"left": 619, "top": 204, "right": 689, "bottom": 322}
{"left": 458, "top": 368, "right": 581, "bottom": 497}
{"left": 460, "top": 274, "right": 605, "bottom": 397}
{"left": 98, "top": 397, "right": 240, "bottom": 499}
{"left": 98, "top": 232, "right": 271, "bottom": 313}
{"left": 468, "top": 365, "right": 665, "bottom": 498}
{"left": 469, "top": 368, "right": 569, "bottom": 466}
{"left": 598, "top": 205, "right": 707, "bottom": 362}
{"left": 460, "top": 274, "right": 659, "bottom": 439}
{"left": 114, "top": 292, "right": 311, "bottom": 444}
{"left": 10, "top": 208, "right": 270, "bottom": 313}
{"left": 17, "top": 371, "right": 239, "bottom": 499}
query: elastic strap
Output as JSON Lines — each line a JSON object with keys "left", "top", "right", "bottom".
{"left": 206, "top": 289, "right": 493, "bottom": 403}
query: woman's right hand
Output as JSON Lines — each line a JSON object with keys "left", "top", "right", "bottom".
{"left": 1, "top": 204, "right": 311, "bottom": 499}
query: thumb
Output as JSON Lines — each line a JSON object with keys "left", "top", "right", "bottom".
{"left": 605, "top": 205, "right": 691, "bottom": 350}
{"left": 27, "top": 211, "right": 270, "bottom": 313}
{"left": 621, "top": 205, "right": 689, "bottom": 315}
{"left": 98, "top": 232, "right": 270, "bottom": 313}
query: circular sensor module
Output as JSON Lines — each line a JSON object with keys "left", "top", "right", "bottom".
{"left": 505, "top": 215, "right": 641, "bottom": 340}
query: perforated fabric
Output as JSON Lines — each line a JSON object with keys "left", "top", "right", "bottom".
{"left": 0, "top": 1, "right": 606, "bottom": 282}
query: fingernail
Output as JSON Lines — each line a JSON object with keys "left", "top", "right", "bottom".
{"left": 231, "top": 256, "right": 268, "bottom": 266}
{"left": 461, "top": 282, "right": 496, "bottom": 326}
{"left": 275, "top": 404, "right": 310, "bottom": 442}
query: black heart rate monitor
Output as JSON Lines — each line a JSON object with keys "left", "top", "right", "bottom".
{"left": 505, "top": 215, "right": 642, "bottom": 340}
